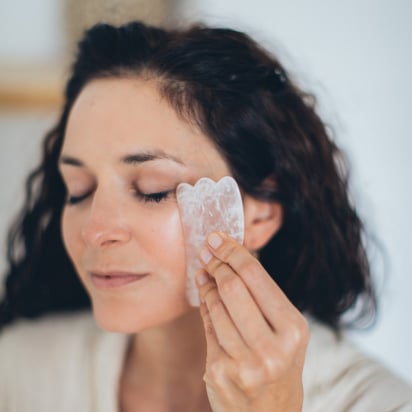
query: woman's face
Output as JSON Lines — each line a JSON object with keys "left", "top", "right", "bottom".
{"left": 59, "top": 77, "right": 231, "bottom": 333}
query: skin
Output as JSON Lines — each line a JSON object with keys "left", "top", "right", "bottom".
{"left": 59, "top": 77, "right": 309, "bottom": 412}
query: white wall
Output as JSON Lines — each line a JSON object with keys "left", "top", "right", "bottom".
{"left": 0, "top": 0, "right": 411, "bottom": 385}
{"left": 177, "top": 0, "right": 412, "bottom": 384}
{"left": 0, "top": 112, "right": 55, "bottom": 278}
{"left": 0, "top": 0, "right": 63, "bottom": 63}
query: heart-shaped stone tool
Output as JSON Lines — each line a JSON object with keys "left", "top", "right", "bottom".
{"left": 176, "top": 176, "right": 244, "bottom": 306}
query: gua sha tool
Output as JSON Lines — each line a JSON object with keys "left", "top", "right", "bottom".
{"left": 176, "top": 176, "right": 244, "bottom": 306}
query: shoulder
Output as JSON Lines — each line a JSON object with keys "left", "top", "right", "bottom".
{"left": 0, "top": 311, "right": 128, "bottom": 411}
{"left": 303, "top": 318, "right": 412, "bottom": 412}
{"left": 0, "top": 310, "right": 99, "bottom": 362}
{"left": 0, "top": 309, "right": 97, "bottom": 338}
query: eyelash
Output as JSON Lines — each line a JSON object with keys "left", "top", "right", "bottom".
{"left": 134, "top": 190, "right": 172, "bottom": 203}
{"left": 66, "top": 192, "right": 90, "bottom": 205}
{"left": 65, "top": 189, "right": 172, "bottom": 206}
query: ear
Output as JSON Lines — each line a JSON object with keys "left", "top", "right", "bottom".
{"left": 242, "top": 194, "right": 283, "bottom": 252}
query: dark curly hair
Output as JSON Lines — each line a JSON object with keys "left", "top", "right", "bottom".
{"left": 0, "top": 21, "right": 376, "bottom": 330}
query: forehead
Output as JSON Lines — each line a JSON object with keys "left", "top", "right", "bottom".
{"left": 63, "top": 77, "right": 229, "bottom": 173}
{"left": 64, "top": 77, "right": 192, "bottom": 151}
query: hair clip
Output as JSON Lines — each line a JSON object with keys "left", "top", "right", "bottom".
{"left": 258, "top": 66, "right": 288, "bottom": 94}
{"left": 273, "top": 67, "right": 288, "bottom": 84}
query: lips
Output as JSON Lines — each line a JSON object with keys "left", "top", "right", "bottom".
{"left": 90, "top": 271, "right": 148, "bottom": 289}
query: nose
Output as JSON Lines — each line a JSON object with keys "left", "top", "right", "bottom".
{"left": 80, "top": 189, "right": 132, "bottom": 249}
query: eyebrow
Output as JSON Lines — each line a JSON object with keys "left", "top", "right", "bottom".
{"left": 121, "top": 151, "right": 185, "bottom": 166}
{"left": 59, "top": 150, "right": 185, "bottom": 167}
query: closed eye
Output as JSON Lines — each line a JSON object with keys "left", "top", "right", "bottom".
{"left": 135, "top": 190, "right": 172, "bottom": 203}
{"left": 66, "top": 192, "right": 91, "bottom": 205}
{"left": 65, "top": 189, "right": 174, "bottom": 206}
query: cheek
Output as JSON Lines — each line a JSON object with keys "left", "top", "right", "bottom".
{"left": 61, "top": 208, "right": 82, "bottom": 264}
{"left": 144, "top": 205, "right": 187, "bottom": 274}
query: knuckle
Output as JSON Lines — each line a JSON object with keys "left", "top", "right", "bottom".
{"left": 204, "top": 258, "right": 219, "bottom": 273}
{"left": 212, "top": 260, "right": 230, "bottom": 279}
{"left": 202, "top": 283, "right": 216, "bottom": 301}
{"left": 237, "top": 365, "right": 256, "bottom": 393}
{"left": 256, "top": 345, "right": 285, "bottom": 379}
{"left": 206, "top": 361, "right": 227, "bottom": 389}
{"left": 261, "top": 353, "right": 285, "bottom": 379}
{"left": 288, "top": 325, "right": 303, "bottom": 347}
{"left": 219, "top": 241, "right": 238, "bottom": 262}
{"left": 235, "top": 361, "right": 263, "bottom": 396}
{"left": 237, "top": 258, "right": 261, "bottom": 279}
{"left": 286, "top": 314, "right": 310, "bottom": 349}
{"left": 207, "top": 296, "right": 223, "bottom": 316}
{"left": 218, "top": 274, "right": 241, "bottom": 295}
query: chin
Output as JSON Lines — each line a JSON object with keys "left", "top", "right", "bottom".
{"left": 90, "top": 295, "right": 192, "bottom": 334}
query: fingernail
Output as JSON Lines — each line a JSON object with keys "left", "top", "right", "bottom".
{"left": 200, "top": 248, "right": 213, "bottom": 264}
{"left": 197, "top": 271, "right": 209, "bottom": 286}
{"left": 208, "top": 233, "right": 222, "bottom": 249}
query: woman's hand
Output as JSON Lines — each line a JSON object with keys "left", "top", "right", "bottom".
{"left": 196, "top": 232, "right": 309, "bottom": 412}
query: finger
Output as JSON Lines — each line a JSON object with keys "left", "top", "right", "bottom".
{"left": 199, "top": 294, "right": 247, "bottom": 402}
{"left": 199, "top": 251, "right": 274, "bottom": 350}
{"left": 203, "top": 232, "right": 302, "bottom": 333}
{"left": 197, "top": 270, "right": 249, "bottom": 358}
{"left": 199, "top": 295, "right": 221, "bottom": 363}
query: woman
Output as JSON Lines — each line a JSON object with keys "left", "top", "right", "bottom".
{"left": 0, "top": 21, "right": 411, "bottom": 411}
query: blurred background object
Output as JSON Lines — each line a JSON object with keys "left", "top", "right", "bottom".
{"left": 0, "top": 0, "right": 411, "bottom": 386}
{"left": 64, "top": 0, "right": 174, "bottom": 55}
{"left": 0, "top": 0, "right": 173, "bottom": 110}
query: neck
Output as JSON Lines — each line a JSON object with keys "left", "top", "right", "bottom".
{"left": 123, "top": 308, "right": 207, "bottom": 396}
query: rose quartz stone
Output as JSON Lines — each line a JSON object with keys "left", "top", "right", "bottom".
{"left": 176, "top": 176, "right": 244, "bottom": 306}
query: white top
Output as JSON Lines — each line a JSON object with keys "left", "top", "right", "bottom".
{"left": 1, "top": 311, "right": 411, "bottom": 412}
